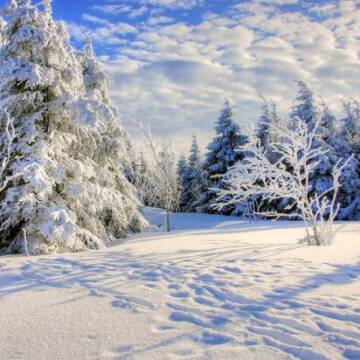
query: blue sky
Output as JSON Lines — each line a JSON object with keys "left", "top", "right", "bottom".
{"left": 1, "top": 0, "right": 359, "bottom": 153}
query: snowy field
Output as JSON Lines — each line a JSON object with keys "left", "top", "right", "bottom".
{"left": 1, "top": 208, "right": 360, "bottom": 360}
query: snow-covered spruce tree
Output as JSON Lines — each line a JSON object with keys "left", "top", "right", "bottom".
{"left": 177, "top": 154, "right": 188, "bottom": 210}
{"left": 290, "top": 80, "right": 318, "bottom": 130}
{"left": 256, "top": 97, "right": 272, "bottom": 150}
{"left": 180, "top": 135, "right": 206, "bottom": 212}
{"left": 341, "top": 99, "right": 360, "bottom": 146}
{"left": 311, "top": 102, "right": 341, "bottom": 199}
{"left": 257, "top": 99, "right": 286, "bottom": 154}
{"left": 288, "top": 82, "right": 343, "bottom": 218}
{"left": 216, "top": 119, "right": 352, "bottom": 246}
{"left": 254, "top": 99, "right": 285, "bottom": 215}
{"left": 336, "top": 99, "right": 360, "bottom": 219}
{"left": 201, "top": 100, "right": 247, "bottom": 214}
{"left": 0, "top": 0, "right": 147, "bottom": 254}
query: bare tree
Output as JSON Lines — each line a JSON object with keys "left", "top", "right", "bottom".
{"left": 216, "top": 118, "right": 352, "bottom": 246}
{"left": 141, "top": 126, "right": 180, "bottom": 232}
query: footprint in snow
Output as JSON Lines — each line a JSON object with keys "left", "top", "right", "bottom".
{"left": 193, "top": 331, "right": 234, "bottom": 345}
{"left": 168, "top": 283, "right": 181, "bottom": 290}
{"left": 169, "top": 290, "right": 190, "bottom": 298}
{"left": 112, "top": 294, "right": 155, "bottom": 313}
{"left": 222, "top": 266, "right": 242, "bottom": 273}
{"left": 89, "top": 289, "right": 105, "bottom": 297}
{"left": 210, "top": 315, "right": 231, "bottom": 327}
{"left": 193, "top": 296, "right": 216, "bottom": 307}
{"left": 343, "top": 349, "right": 360, "bottom": 360}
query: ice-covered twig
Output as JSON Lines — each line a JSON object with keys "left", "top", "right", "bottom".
{"left": 216, "top": 117, "right": 352, "bottom": 246}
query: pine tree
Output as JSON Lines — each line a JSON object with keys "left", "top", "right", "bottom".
{"left": 336, "top": 100, "right": 360, "bottom": 219}
{"left": 256, "top": 98, "right": 271, "bottom": 149}
{"left": 290, "top": 80, "right": 318, "bottom": 130}
{"left": 177, "top": 154, "right": 188, "bottom": 210}
{"left": 288, "top": 82, "right": 340, "bottom": 216}
{"left": 201, "top": 100, "right": 247, "bottom": 214}
{"left": 180, "top": 135, "right": 205, "bottom": 212}
{"left": 0, "top": 0, "right": 147, "bottom": 254}
{"left": 341, "top": 100, "right": 360, "bottom": 147}
{"left": 177, "top": 155, "right": 187, "bottom": 182}
{"left": 254, "top": 99, "right": 284, "bottom": 215}
{"left": 217, "top": 116, "right": 352, "bottom": 246}
{"left": 311, "top": 102, "right": 340, "bottom": 197}
{"left": 289, "top": 83, "right": 359, "bottom": 220}
{"left": 256, "top": 99, "right": 283, "bottom": 164}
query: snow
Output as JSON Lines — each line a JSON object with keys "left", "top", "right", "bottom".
{"left": 1, "top": 208, "right": 360, "bottom": 359}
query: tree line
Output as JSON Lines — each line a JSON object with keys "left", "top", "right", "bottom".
{"left": 132, "top": 81, "right": 360, "bottom": 233}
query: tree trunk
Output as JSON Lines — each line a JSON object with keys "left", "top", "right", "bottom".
{"left": 22, "top": 228, "right": 30, "bottom": 256}
{"left": 311, "top": 221, "right": 321, "bottom": 246}
{"left": 166, "top": 209, "right": 170, "bottom": 232}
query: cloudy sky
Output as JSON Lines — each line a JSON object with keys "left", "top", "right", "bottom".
{"left": 2, "top": 0, "right": 360, "bottom": 154}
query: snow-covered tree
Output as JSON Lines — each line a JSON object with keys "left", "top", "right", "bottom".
{"left": 200, "top": 100, "right": 247, "bottom": 213}
{"left": 290, "top": 80, "right": 318, "bottom": 130}
{"left": 336, "top": 99, "right": 360, "bottom": 219}
{"left": 205, "top": 100, "right": 247, "bottom": 175}
{"left": 0, "top": 111, "right": 19, "bottom": 193}
{"left": 319, "top": 101, "right": 336, "bottom": 137}
{"left": 179, "top": 135, "right": 206, "bottom": 212}
{"left": 177, "top": 155, "right": 187, "bottom": 183}
{"left": 341, "top": 99, "right": 360, "bottom": 148}
{"left": 0, "top": 0, "right": 147, "bottom": 254}
{"left": 310, "top": 102, "right": 340, "bottom": 197}
{"left": 132, "top": 151, "right": 151, "bottom": 205}
{"left": 254, "top": 99, "right": 285, "bottom": 215}
{"left": 177, "top": 154, "right": 188, "bottom": 210}
{"left": 289, "top": 83, "right": 343, "bottom": 217}
{"left": 216, "top": 118, "right": 352, "bottom": 246}
{"left": 141, "top": 126, "right": 180, "bottom": 231}
{"left": 256, "top": 98, "right": 272, "bottom": 149}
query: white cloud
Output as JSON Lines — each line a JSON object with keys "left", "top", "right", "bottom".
{"left": 70, "top": 0, "right": 360, "bottom": 154}
{"left": 261, "top": 0, "right": 298, "bottom": 4}
{"left": 68, "top": 15, "right": 138, "bottom": 46}
{"left": 92, "top": 0, "right": 203, "bottom": 16}
{"left": 139, "top": 0, "right": 203, "bottom": 10}
{"left": 92, "top": 4, "right": 148, "bottom": 18}
{"left": 146, "top": 15, "right": 174, "bottom": 26}
{"left": 309, "top": 3, "right": 338, "bottom": 17}
{"left": 81, "top": 14, "right": 110, "bottom": 26}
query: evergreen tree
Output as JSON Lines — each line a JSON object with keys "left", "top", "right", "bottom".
{"left": 336, "top": 100, "right": 360, "bottom": 219}
{"left": 201, "top": 100, "right": 247, "bottom": 214}
{"left": 254, "top": 99, "right": 284, "bottom": 215}
{"left": 319, "top": 102, "right": 336, "bottom": 137}
{"left": 290, "top": 80, "right": 318, "bottom": 130}
{"left": 0, "top": 0, "right": 147, "bottom": 254}
{"left": 341, "top": 100, "right": 360, "bottom": 147}
{"left": 256, "top": 99, "right": 283, "bottom": 164}
{"left": 177, "top": 155, "right": 187, "bottom": 182}
{"left": 288, "top": 82, "right": 339, "bottom": 216}
{"left": 177, "top": 154, "right": 188, "bottom": 210}
{"left": 256, "top": 98, "right": 271, "bottom": 149}
{"left": 179, "top": 136, "right": 205, "bottom": 212}
{"left": 312, "top": 103, "right": 340, "bottom": 197}
{"left": 289, "top": 83, "right": 359, "bottom": 220}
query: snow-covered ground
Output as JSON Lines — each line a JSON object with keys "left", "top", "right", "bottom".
{"left": 1, "top": 209, "right": 360, "bottom": 360}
